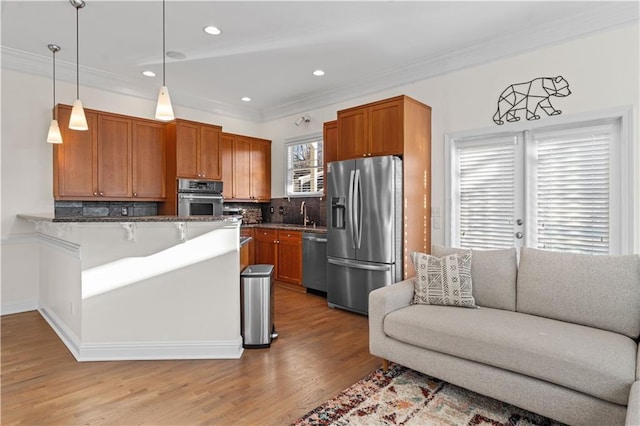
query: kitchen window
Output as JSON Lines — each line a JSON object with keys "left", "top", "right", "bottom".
{"left": 446, "top": 111, "right": 633, "bottom": 255}
{"left": 285, "top": 133, "right": 323, "bottom": 196}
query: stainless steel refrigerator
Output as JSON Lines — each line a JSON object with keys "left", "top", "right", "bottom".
{"left": 326, "top": 155, "right": 403, "bottom": 315}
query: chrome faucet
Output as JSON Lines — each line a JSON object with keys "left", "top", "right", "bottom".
{"left": 300, "top": 201, "right": 309, "bottom": 227}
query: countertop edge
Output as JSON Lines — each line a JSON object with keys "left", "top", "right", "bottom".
{"left": 17, "top": 214, "right": 243, "bottom": 224}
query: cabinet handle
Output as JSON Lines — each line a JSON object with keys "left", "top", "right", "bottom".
{"left": 93, "top": 192, "right": 98, "bottom": 196}
{"left": 362, "top": 154, "right": 367, "bottom": 157}
{"left": 99, "top": 192, "right": 104, "bottom": 196}
{"left": 133, "top": 193, "right": 137, "bottom": 197}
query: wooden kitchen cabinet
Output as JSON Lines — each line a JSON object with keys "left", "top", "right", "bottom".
{"left": 254, "top": 228, "right": 302, "bottom": 285}
{"left": 323, "top": 120, "right": 338, "bottom": 196}
{"left": 174, "top": 119, "right": 221, "bottom": 180}
{"left": 54, "top": 105, "right": 98, "bottom": 199}
{"left": 97, "top": 114, "right": 132, "bottom": 198}
{"left": 254, "top": 228, "right": 278, "bottom": 266}
{"left": 240, "top": 227, "right": 255, "bottom": 272}
{"left": 54, "top": 105, "right": 166, "bottom": 201}
{"left": 220, "top": 133, "right": 271, "bottom": 202}
{"left": 132, "top": 120, "right": 166, "bottom": 199}
{"left": 276, "top": 230, "right": 302, "bottom": 284}
{"left": 336, "top": 97, "right": 404, "bottom": 160}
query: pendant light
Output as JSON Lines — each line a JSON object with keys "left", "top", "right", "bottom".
{"left": 155, "top": 0, "right": 175, "bottom": 121}
{"left": 46, "top": 44, "right": 63, "bottom": 144}
{"left": 69, "top": 0, "right": 88, "bottom": 131}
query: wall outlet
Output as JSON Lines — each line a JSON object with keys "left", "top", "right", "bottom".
{"left": 432, "top": 217, "right": 441, "bottom": 229}
{"left": 270, "top": 206, "right": 274, "bottom": 214}
{"left": 431, "top": 206, "right": 441, "bottom": 217}
{"left": 279, "top": 206, "right": 285, "bottom": 214}
{"left": 121, "top": 206, "right": 129, "bottom": 216}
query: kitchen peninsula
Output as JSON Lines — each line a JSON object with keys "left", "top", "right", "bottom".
{"left": 17, "top": 214, "right": 243, "bottom": 361}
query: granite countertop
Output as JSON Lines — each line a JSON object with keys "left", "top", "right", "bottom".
{"left": 242, "top": 223, "right": 327, "bottom": 233}
{"left": 18, "top": 213, "right": 243, "bottom": 223}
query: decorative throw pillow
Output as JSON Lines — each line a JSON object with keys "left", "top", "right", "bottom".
{"left": 411, "top": 251, "right": 476, "bottom": 308}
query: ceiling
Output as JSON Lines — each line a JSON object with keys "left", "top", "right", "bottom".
{"left": 2, "top": 1, "right": 638, "bottom": 122}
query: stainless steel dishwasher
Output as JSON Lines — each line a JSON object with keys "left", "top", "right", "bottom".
{"left": 302, "top": 232, "right": 327, "bottom": 292}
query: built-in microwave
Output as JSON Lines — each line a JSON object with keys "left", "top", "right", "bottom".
{"left": 177, "top": 179, "right": 224, "bottom": 216}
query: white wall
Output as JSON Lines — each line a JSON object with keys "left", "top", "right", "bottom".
{"left": 2, "top": 23, "right": 639, "bottom": 313}
{"left": 265, "top": 23, "right": 640, "bottom": 253}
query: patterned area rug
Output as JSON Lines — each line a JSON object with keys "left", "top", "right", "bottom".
{"left": 293, "top": 363, "right": 565, "bottom": 425}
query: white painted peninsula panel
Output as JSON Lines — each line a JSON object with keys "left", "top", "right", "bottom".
{"left": 20, "top": 216, "right": 243, "bottom": 361}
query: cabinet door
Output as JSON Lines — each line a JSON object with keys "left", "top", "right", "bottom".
{"left": 369, "top": 99, "right": 403, "bottom": 156}
{"left": 240, "top": 228, "right": 255, "bottom": 266}
{"left": 175, "top": 122, "right": 199, "bottom": 178}
{"left": 220, "top": 133, "right": 235, "bottom": 199}
{"left": 254, "top": 228, "right": 277, "bottom": 266}
{"left": 132, "top": 120, "right": 166, "bottom": 199}
{"left": 323, "top": 120, "right": 338, "bottom": 196}
{"left": 250, "top": 138, "right": 271, "bottom": 201}
{"left": 277, "top": 231, "right": 302, "bottom": 284}
{"left": 233, "top": 136, "right": 252, "bottom": 200}
{"left": 200, "top": 125, "right": 221, "bottom": 180}
{"left": 97, "top": 114, "right": 132, "bottom": 198}
{"left": 337, "top": 107, "right": 368, "bottom": 160}
{"left": 54, "top": 105, "right": 98, "bottom": 198}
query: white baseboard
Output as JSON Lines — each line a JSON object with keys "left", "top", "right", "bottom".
{"left": 1, "top": 299, "right": 38, "bottom": 316}
{"left": 38, "top": 307, "right": 244, "bottom": 361}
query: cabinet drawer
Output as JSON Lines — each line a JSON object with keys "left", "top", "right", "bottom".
{"left": 255, "top": 228, "right": 277, "bottom": 241}
{"left": 278, "top": 230, "right": 301, "bottom": 244}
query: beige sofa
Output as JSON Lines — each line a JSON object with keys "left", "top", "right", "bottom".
{"left": 369, "top": 246, "right": 640, "bottom": 425}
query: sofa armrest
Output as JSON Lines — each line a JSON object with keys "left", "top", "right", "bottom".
{"left": 369, "top": 279, "right": 414, "bottom": 358}
{"left": 626, "top": 381, "right": 640, "bottom": 426}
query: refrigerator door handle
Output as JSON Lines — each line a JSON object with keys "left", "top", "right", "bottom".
{"left": 355, "top": 168, "right": 363, "bottom": 249}
{"left": 348, "top": 169, "right": 356, "bottom": 249}
{"left": 328, "top": 258, "right": 392, "bottom": 272}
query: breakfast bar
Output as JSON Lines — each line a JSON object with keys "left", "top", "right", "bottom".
{"left": 17, "top": 214, "right": 243, "bottom": 361}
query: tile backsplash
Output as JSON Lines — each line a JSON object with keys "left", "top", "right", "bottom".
{"left": 54, "top": 197, "right": 328, "bottom": 225}
{"left": 267, "top": 196, "right": 326, "bottom": 226}
{"left": 55, "top": 201, "right": 158, "bottom": 218}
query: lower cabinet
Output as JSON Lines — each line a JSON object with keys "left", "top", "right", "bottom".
{"left": 240, "top": 228, "right": 255, "bottom": 273}
{"left": 254, "top": 227, "right": 302, "bottom": 285}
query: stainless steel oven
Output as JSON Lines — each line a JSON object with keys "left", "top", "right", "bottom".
{"left": 177, "top": 179, "right": 223, "bottom": 216}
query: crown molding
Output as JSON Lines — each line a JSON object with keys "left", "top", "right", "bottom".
{"left": 1, "top": 46, "right": 263, "bottom": 122}
{"left": 2, "top": 2, "right": 637, "bottom": 123}
{"left": 261, "top": 4, "right": 640, "bottom": 120}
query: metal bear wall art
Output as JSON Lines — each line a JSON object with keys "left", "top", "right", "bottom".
{"left": 493, "top": 76, "right": 571, "bottom": 125}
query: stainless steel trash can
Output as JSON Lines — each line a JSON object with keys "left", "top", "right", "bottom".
{"left": 241, "top": 264, "right": 278, "bottom": 348}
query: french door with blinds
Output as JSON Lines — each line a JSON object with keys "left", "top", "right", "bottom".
{"left": 449, "top": 118, "right": 621, "bottom": 255}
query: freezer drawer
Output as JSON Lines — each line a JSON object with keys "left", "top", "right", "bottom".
{"left": 327, "top": 257, "right": 395, "bottom": 315}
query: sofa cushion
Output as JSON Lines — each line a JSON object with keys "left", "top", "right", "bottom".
{"left": 383, "top": 304, "right": 637, "bottom": 405}
{"left": 411, "top": 251, "right": 476, "bottom": 308}
{"left": 517, "top": 247, "right": 640, "bottom": 339}
{"left": 432, "top": 245, "right": 517, "bottom": 311}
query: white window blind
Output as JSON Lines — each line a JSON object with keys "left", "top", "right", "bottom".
{"left": 448, "top": 117, "right": 624, "bottom": 255}
{"left": 455, "top": 136, "right": 520, "bottom": 249}
{"left": 531, "top": 123, "right": 613, "bottom": 254}
{"left": 285, "top": 137, "right": 323, "bottom": 196}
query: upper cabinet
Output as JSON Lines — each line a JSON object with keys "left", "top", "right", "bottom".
{"left": 53, "top": 105, "right": 166, "bottom": 201}
{"left": 336, "top": 96, "right": 405, "bottom": 160}
{"left": 220, "top": 132, "right": 271, "bottom": 202}
{"left": 335, "top": 95, "right": 432, "bottom": 279}
{"left": 323, "top": 120, "right": 338, "bottom": 196}
{"left": 132, "top": 120, "right": 166, "bottom": 199}
{"left": 173, "top": 119, "right": 222, "bottom": 180}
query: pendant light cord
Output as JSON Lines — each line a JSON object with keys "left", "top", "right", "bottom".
{"left": 76, "top": 5, "right": 79, "bottom": 100}
{"left": 52, "top": 49, "right": 56, "bottom": 119}
{"left": 162, "top": 0, "right": 166, "bottom": 87}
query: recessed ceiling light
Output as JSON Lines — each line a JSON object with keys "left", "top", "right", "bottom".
{"left": 203, "top": 26, "right": 222, "bottom": 36}
{"left": 241, "top": 97, "right": 251, "bottom": 102}
{"left": 313, "top": 69, "right": 325, "bottom": 76}
{"left": 142, "top": 70, "right": 156, "bottom": 77}
{"left": 166, "top": 51, "right": 186, "bottom": 60}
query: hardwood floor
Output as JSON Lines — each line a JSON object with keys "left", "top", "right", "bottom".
{"left": 1, "top": 285, "right": 380, "bottom": 425}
